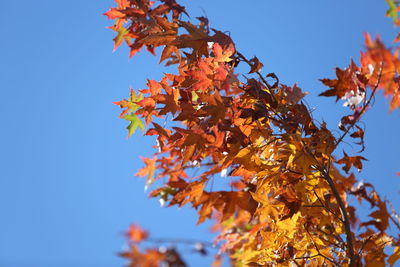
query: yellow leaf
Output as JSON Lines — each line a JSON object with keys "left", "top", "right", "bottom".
{"left": 389, "top": 246, "right": 400, "bottom": 267}
{"left": 276, "top": 212, "right": 300, "bottom": 238}
{"left": 236, "top": 147, "right": 252, "bottom": 159}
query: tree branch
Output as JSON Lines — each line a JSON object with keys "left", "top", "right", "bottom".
{"left": 304, "top": 225, "right": 340, "bottom": 266}
{"left": 318, "top": 167, "right": 355, "bottom": 267}
{"left": 333, "top": 62, "right": 383, "bottom": 149}
{"left": 236, "top": 51, "right": 273, "bottom": 91}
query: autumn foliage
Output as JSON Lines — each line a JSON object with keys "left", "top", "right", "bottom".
{"left": 106, "top": 0, "right": 400, "bottom": 266}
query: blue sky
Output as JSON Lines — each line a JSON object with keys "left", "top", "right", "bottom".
{"left": 1, "top": 0, "right": 399, "bottom": 266}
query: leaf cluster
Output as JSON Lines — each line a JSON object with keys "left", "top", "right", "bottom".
{"left": 106, "top": 0, "right": 400, "bottom": 266}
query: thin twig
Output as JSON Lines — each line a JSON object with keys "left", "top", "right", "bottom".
{"left": 358, "top": 234, "right": 375, "bottom": 256}
{"left": 300, "top": 136, "right": 355, "bottom": 266}
{"left": 236, "top": 51, "right": 272, "bottom": 91}
{"left": 333, "top": 62, "right": 383, "bottom": 149}
{"left": 317, "top": 227, "right": 344, "bottom": 245}
{"left": 313, "top": 190, "right": 343, "bottom": 223}
{"left": 304, "top": 225, "right": 340, "bottom": 266}
{"left": 294, "top": 254, "right": 319, "bottom": 260}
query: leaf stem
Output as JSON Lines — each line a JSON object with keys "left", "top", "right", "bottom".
{"left": 302, "top": 141, "right": 355, "bottom": 266}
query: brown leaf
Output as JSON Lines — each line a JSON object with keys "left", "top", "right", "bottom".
{"left": 248, "top": 56, "right": 264, "bottom": 73}
{"left": 137, "top": 33, "right": 176, "bottom": 46}
{"left": 336, "top": 151, "right": 367, "bottom": 173}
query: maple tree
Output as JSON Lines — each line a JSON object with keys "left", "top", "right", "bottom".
{"left": 106, "top": 0, "right": 400, "bottom": 266}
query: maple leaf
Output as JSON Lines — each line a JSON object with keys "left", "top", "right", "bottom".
{"left": 186, "top": 59, "right": 214, "bottom": 91}
{"left": 212, "top": 43, "right": 235, "bottom": 63}
{"left": 336, "top": 151, "right": 367, "bottom": 173}
{"left": 148, "top": 122, "right": 171, "bottom": 139}
{"left": 207, "top": 29, "right": 235, "bottom": 48}
{"left": 179, "top": 21, "right": 208, "bottom": 39}
{"left": 154, "top": 90, "right": 180, "bottom": 115}
{"left": 244, "top": 78, "right": 275, "bottom": 106}
{"left": 320, "top": 61, "right": 366, "bottom": 101}
{"left": 127, "top": 224, "right": 148, "bottom": 243}
{"left": 283, "top": 84, "right": 308, "bottom": 104}
{"left": 152, "top": 16, "right": 177, "bottom": 32}
{"left": 113, "top": 99, "right": 135, "bottom": 118}
{"left": 160, "top": 45, "right": 181, "bottom": 64}
{"left": 106, "top": 1, "right": 400, "bottom": 266}
{"left": 361, "top": 34, "right": 400, "bottom": 110}
{"left": 113, "top": 27, "right": 129, "bottom": 51}
{"left": 123, "top": 114, "right": 145, "bottom": 136}
{"left": 137, "top": 97, "right": 156, "bottom": 108}
{"left": 386, "top": 0, "right": 399, "bottom": 22}
{"left": 137, "top": 33, "right": 177, "bottom": 46}
{"left": 122, "top": 8, "right": 146, "bottom": 17}
{"left": 197, "top": 192, "right": 220, "bottom": 224}
{"left": 136, "top": 157, "right": 157, "bottom": 188}
{"left": 115, "top": 0, "right": 129, "bottom": 9}
{"left": 172, "top": 179, "right": 206, "bottom": 208}
{"left": 360, "top": 201, "right": 390, "bottom": 231}
{"left": 172, "top": 21, "right": 209, "bottom": 55}
{"left": 144, "top": 79, "right": 162, "bottom": 96}
{"left": 273, "top": 186, "right": 301, "bottom": 220}
{"left": 248, "top": 56, "right": 263, "bottom": 73}
{"left": 120, "top": 246, "right": 165, "bottom": 267}
{"left": 389, "top": 245, "right": 400, "bottom": 267}
{"left": 104, "top": 8, "right": 126, "bottom": 19}
{"left": 220, "top": 191, "right": 257, "bottom": 221}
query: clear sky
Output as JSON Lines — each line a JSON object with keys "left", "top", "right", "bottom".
{"left": 1, "top": 0, "right": 399, "bottom": 266}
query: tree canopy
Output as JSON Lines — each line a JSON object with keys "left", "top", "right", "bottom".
{"left": 106, "top": 0, "right": 400, "bottom": 266}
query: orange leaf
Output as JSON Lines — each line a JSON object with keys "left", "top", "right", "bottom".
{"left": 160, "top": 45, "right": 180, "bottom": 63}
{"left": 320, "top": 61, "right": 365, "bottom": 101}
{"left": 104, "top": 8, "right": 125, "bottom": 19}
{"left": 137, "top": 33, "right": 176, "bottom": 46}
{"left": 135, "top": 157, "right": 157, "bottom": 186}
{"left": 126, "top": 224, "right": 148, "bottom": 243}
{"left": 137, "top": 97, "right": 156, "bottom": 108}
{"left": 147, "top": 80, "right": 162, "bottom": 96}
{"left": 389, "top": 246, "right": 400, "bottom": 267}
{"left": 182, "top": 145, "right": 196, "bottom": 166}
{"left": 213, "top": 43, "right": 235, "bottom": 62}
